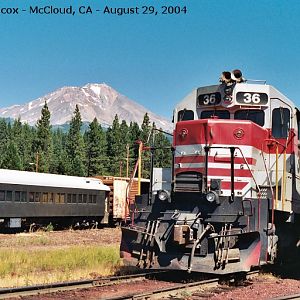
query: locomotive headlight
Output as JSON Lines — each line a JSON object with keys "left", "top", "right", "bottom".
{"left": 157, "top": 189, "right": 170, "bottom": 202}
{"left": 206, "top": 191, "right": 219, "bottom": 204}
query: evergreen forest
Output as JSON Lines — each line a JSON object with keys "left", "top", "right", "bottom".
{"left": 0, "top": 102, "right": 172, "bottom": 178}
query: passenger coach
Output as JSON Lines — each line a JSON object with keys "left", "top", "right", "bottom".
{"left": 0, "top": 169, "right": 110, "bottom": 229}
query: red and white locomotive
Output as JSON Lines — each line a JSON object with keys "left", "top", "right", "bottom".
{"left": 120, "top": 70, "right": 300, "bottom": 274}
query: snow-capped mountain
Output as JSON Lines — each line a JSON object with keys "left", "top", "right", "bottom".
{"left": 0, "top": 83, "right": 172, "bottom": 131}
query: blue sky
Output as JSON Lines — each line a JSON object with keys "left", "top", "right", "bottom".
{"left": 0, "top": 0, "right": 300, "bottom": 119}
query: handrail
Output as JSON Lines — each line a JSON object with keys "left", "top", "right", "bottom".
{"left": 234, "top": 147, "right": 261, "bottom": 194}
{"left": 262, "top": 138, "right": 289, "bottom": 213}
{"left": 205, "top": 146, "right": 261, "bottom": 194}
{"left": 260, "top": 148, "right": 275, "bottom": 226}
{"left": 282, "top": 150, "right": 287, "bottom": 211}
{"left": 275, "top": 146, "right": 279, "bottom": 210}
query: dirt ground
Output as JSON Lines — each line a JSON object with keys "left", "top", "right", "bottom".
{"left": 0, "top": 227, "right": 122, "bottom": 249}
{"left": 208, "top": 275, "right": 300, "bottom": 300}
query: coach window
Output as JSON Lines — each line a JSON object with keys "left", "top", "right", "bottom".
{"left": 234, "top": 110, "right": 265, "bottom": 126}
{"left": 21, "top": 192, "right": 27, "bottom": 202}
{"left": 201, "top": 110, "right": 230, "bottom": 119}
{"left": 54, "top": 193, "right": 59, "bottom": 203}
{"left": 272, "top": 107, "right": 290, "bottom": 138}
{"left": 89, "top": 195, "right": 93, "bottom": 203}
{"left": 93, "top": 195, "right": 97, "bottom": 203}
{"left": 6, "top": 191, "right": 12, "bottom": 202}
{"left": 35, "top": 192, "right": 41, "bottom": 202}
{"left": 67, "top": 194, "right": 72, "bottom": 203}
{"left": 42, "top": 192, "right": 48, "bottom": 203}
{"left": 178, "top": 109, "right": 194, "bottom": 121}
{"left": 16, "top": 191, "right": 27, "bottom": 202}
{"left": 0, "top": 191, "right": 5, "bottom": 201}
{"left": 78, "top": 194, "right": 83, "bottom": 203}
{"left": 15, "top": 191, "right": 21, "bottom": 202}
{"left": 72, "top": 194, "right": 77, "bottom": 204}
{"left": 29, "top": 192, "right": 34, "bottom": 202}
{"left": 83, "top": 194, "right": 87, "bottom": 203}
{"left": 60, "top": 193, "right": 65, "bottom": 203}
{"left": 50, "top": 193, "right": 55, "bottom": 203}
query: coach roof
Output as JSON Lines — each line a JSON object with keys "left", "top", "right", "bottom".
{"left": 0, "top": 169, "right": 110, "bottom": 191}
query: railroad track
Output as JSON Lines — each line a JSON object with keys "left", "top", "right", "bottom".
{"left": 0, "top": 271, "right": 166, "bottom": 299}
{"left": 106, "top": 277, "right": 219, "bottom": 300}
{"left": 0, "top": 270, "right": 259, "bottom": 299}
{"left": 105, "top": 270, "right": 259, "bottom": 300}
{"left": 272, "top": 294, "right": 300, "bottom": 300}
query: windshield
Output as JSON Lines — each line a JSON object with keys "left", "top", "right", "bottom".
{"left": 178, "top": 109, "right": 194, "bottom": 121}
{"left": 234, "top": 109, "right": 264, "bottom": 126}
{"left": 200, "top": 110, "right": 230, "bottom": 119}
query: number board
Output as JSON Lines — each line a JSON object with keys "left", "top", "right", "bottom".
{"left": 236, "top": 92, "right": 268, "bottom": 105}
{"left": 197, "top": 92, "right": 221, "bottom": 106}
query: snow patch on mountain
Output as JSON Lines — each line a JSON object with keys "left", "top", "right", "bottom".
{"left": 0, "top": 83, "right": 172, "bottom": 132}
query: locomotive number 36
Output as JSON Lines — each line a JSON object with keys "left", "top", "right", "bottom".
{"left": 197, "top": 92, "right": 221, "bottom": 106}
{"left": 243, "top": 93, "right": 261, "bottom": 104}
{"left": 203, "top": 94, "right": 217, "bottom": 105}
{"left": 236, "top": 92, "right": 268, "bottom": 105}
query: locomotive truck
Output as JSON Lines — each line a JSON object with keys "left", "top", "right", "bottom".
{"left": 120, "top": 70, "right": 300, "bottom": 274}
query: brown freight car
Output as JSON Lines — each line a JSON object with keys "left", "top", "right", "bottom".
{"left": 95, "top": 176, "right": 150, "bottom": 225}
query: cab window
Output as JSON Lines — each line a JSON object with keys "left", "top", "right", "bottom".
{"left": 296, "top": 109, "right": 300, "bottom": 140}
{"left": 272, "top": 107, "right": 290, "bottom": 138}
{"left": 178, "top": 109, "right": 194, "bottom": 121}
{"left": 234, "top": 109, "right": 265, "bottom": 126}
{"left": 201, "top": 110, "right": 230, "bottom": 119}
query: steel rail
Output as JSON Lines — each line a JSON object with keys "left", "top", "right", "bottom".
{"left": 106, "top": 270, "right": 259, "bottom": 300}
{"left": 0, "top": 271, "right": 166, "bottom": 299}
{"left": 271, "top": 294, "right": 300, "bottom": 300}
{"left": 105, "top": 278, "right": 219, "bottom": 300}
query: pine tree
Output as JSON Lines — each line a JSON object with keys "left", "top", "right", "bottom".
{"left": 1, "top": 141, "right": 22, "bottom": 170}
{"left": 0, "top": 119, "right": 9, "bottom": 167}
{"left": 86, "top": 118, "right": 108, "bottom": 176}
{"left": 153, "top": 127, "right": 172, "bottom": 168}
{"left": 107, "top": 115, "right": 123, "bottom": 176}
{"left": 50, "top": 128, "right": 68, "bottom": 174}
{"left": 66, "top": 105, "right": 86, "bottom": 176}
{"left": 140, "top": 113, "right": 152, "bottom": 178}
{"left": 23, "top": 124, "right": 38, "bottom": 171}
{"left": 12, "top": 117, "right": 27, "bottom": 170}
{"left": 35, "top": 101, "right": 52, "bottom": 172}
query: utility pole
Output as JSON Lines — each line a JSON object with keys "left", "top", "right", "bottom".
{"left": 126, "top": 144, "right": 129, "bottom": 178}
{"left": 137, "top": 141, "right": 143, "bottom": 195}
{"left": 119, "top": 160, "right": 123, "bottom": 177}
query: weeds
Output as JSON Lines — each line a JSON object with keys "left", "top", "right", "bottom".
{"left": 45, "top": 222, "right": 54, "bottom": 232}
{"left": 14, "top": 234, "right": 51, "bottom": 247}
{"left": 0, "top": 245, "right": 121, "bottom": 287}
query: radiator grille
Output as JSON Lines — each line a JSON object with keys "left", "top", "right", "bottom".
{"left": 174, "top": 172, "right": 202, "bottom": 192}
